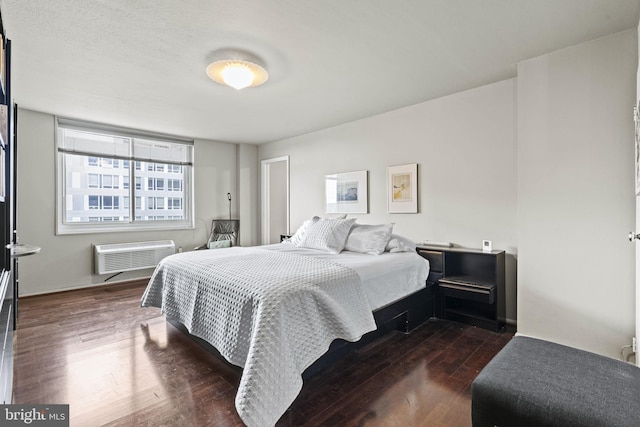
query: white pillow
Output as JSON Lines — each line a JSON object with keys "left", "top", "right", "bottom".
{"left": 298, "top": 217, "right": 356, "bottom": 254}
{"left": 286, "top": 216, "right": 319, "bottom": 245}
{"left": 344, "top": 223, "right": 394, "bottom": 255}
{"left": 287, "top": 214, "right": 347, "bottom": 246}
{"left": 385, "top": 234, "right": 416, "bottom": 253}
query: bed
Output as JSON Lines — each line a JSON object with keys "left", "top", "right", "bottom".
{"left": 141, "top": 218, "right": 430, "bottom": 426}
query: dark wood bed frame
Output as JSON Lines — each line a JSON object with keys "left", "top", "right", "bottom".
{"left": 168, "top": 282, "right": 435, "bottom": 379}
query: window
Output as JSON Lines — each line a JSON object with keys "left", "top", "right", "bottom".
{"left": 168, "top": 179, "right": 182, "bottom": 192}
{"left": 147, "top": 196, "right": 165, "bottom": 210}
{"left": 88, "top": 174, "right": 119, "bottom": 189}
{"left": 56, "top": 117, "right": 194, "bottom": 234}
{"left": 89, "top": 216, "right": 120, "bottom": 222}
{"left": 168, "top": 197, "right": 182, "bottom": 210}
{"left": 145, "top": 163, "right": 166, "bottom": 173}
{"left": 102, "top": 196, "right": 119, "bottom": 209}
{"left": 102, "top": 175, "right": 119, "bottom": 189}
{"left": 88, "top": 195, "right": 99, "bottom": 209}
{"left": 147, "top": 177, "right": 164, "bottom": 191}
{"left": 88, "top": 195, "right": 119, "bottom": 210}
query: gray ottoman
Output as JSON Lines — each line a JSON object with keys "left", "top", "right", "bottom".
{"left": 471, "top": 336, "right": 640, "bottom": 427}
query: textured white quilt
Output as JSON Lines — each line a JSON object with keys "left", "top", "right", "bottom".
{"left": 140, "top": 246, "right": 377, "bottom": 427}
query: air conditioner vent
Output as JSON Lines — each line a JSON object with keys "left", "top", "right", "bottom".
{"left": 94, "top": 240, "right": 175, "bottom": 275}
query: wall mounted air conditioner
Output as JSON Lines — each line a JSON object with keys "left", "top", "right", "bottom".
{"left": 94, "top": 240, "right": 175, "bottom": 275}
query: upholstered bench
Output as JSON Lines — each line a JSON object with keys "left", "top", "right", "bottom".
{"left": 471, "top": 335, "right": 640, "bottom": 427}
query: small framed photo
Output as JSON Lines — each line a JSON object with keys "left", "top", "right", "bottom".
{"left": 387, "top": 163, "right": 418, "bottom": 213}
{"left": 325, "top": 170, "right": 368, "bottom": 213}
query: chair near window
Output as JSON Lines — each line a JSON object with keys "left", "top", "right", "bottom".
{"left": 196, "top": 219, "right": 240, "bottom": 249}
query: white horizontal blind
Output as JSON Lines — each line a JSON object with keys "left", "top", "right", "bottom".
{"left": 57, "top": 118, "right": 193, "bottom": 166}
{"left": 134, "top": 138, "right": 192, "bottom": 165}
{"left": 58, "top": 128, "right": 130, "bottom": 158}
{"left": 57, "top": 117, "right": 193, "bottom": 144}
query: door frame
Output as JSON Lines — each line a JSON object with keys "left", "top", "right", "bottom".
{"left": 261, "top": 156, "right": 290, "bottom": 245}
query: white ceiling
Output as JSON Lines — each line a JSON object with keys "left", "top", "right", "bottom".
{"left": 1, "top": 0, "right": 638, "bottom": 144}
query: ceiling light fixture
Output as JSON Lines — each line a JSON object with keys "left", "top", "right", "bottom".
{"left": 205, "top": 50, "right": 269, "bottom": 90}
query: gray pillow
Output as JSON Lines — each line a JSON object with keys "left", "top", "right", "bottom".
{"left": 344, "top": 223, "right": 394, "bottom": 255}
{"left": 298, "top": 217, "right": 356, "bottom": 254}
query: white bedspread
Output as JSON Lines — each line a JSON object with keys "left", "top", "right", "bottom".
{"left": 140, "top": 246, "right": 377, "bottom": 427}
{"left": 262, "top": 244, "right": 429, "bottom": 310}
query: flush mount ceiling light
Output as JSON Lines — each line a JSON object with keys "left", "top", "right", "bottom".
{"left": 205, "top": 50, "right": 269, "bottom": 90}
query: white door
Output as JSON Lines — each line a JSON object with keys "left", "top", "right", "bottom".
{"left": 261, "top": 156, "right": 289, "bottom": 245}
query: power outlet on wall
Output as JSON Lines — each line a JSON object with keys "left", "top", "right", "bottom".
{"left": 633, "top": 337, "right": 637, "bottom": 353}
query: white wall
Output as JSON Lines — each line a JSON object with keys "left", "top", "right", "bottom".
{"left": 17, "top": 108, "right": 239, "bottom": 295}
{"left": 237, "top": 143, "right": 259, "bottom": 247}
{"left": 517, "top": 29, "right": 636, "bottom": 358}
{"left": 259, "top": 79, "right": 518, "bottom": 323}
{"left": 635, "top": 22, "right": 640, "bottom": 366}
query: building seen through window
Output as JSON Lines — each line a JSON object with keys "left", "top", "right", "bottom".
{"left": 56, "top": 118, "right": 194, "bottom": 234}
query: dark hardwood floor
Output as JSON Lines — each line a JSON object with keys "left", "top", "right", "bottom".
{"left": 13, "top": 281, "right": 513, "bottom": 426}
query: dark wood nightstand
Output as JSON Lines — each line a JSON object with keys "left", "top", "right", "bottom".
{"left": 416, "top": 245, "right": 505, "bottom": 331}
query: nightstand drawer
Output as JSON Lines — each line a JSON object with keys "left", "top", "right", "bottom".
{"left": 417, "top": 249, "right": 444, "bottom": 273}
{"left": 438, "top": 278, "right": 496, "bottom": 304}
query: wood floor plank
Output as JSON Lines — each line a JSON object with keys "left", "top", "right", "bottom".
{"left": 13, "top": 282, "right": 512, "bottom": 426}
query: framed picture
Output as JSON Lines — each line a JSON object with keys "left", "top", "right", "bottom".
{"left": 325, "top": 170, "right": 368, "bottom": 213}
{"left": 387, "top": 163, "right": 418, "bottom": 213}
{"left": 635, "top": 100, "right": 640, "bottom": 195}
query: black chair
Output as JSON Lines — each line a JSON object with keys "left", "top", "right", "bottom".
{"left": 196, "top": 219, "right": 240, "bottom": 249}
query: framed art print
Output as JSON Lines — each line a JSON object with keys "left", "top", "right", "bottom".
{"left": 325, "top": 170, "right": 368, "bottom": 213}
{"left": 387, "top": 163, "right": 418, "bottom": 213}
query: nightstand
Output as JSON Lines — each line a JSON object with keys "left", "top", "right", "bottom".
{"left": 416, "top": 245, "right": 505, "bottom": 331}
